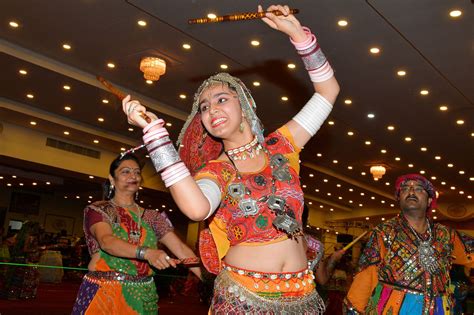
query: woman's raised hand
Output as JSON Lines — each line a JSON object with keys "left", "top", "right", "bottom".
{"left": 122, "top": 95, "right": 159, "bottom": 128}
{"left": 258, "top": 4, "right": 306, "bottom": 42}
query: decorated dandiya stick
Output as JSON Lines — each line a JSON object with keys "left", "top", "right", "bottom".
{"left": 188, "top": 8, "right": 299, "bottom": 24}
{"left": 343, "top": 231, "right": 369, "bottom": 251}
{"left": 177, "top": 256, "right": 201, "bottom": 266}
{"left": 97, "top": 76, "right": 152, "bottom": 123}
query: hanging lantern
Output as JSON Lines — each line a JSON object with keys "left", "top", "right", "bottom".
{"left": 139, "top": 57, "right": 166, "bottom": 81}
{"left": 370, "top": 165, "right": 386, "bottom": 181}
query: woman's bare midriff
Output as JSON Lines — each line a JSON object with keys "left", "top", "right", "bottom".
{"left": 87, "top": 252, "right": 100, "bottom": 271}
{"left": 223, "top": 236, "right": 307, "bottom": 272}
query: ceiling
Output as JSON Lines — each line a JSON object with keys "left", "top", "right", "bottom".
{"left": 0, "top": 0, "right": 473, "bottom": 226}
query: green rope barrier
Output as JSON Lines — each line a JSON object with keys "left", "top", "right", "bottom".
{"left": 0, "top": 262, "right": 187, "bottom": 279}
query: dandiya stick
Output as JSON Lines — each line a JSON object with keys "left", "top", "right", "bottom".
{"left": 97, "top": 76, "right": 151, "bottom": 123}
{"left": 188, "top": 8, "right": 299, "bottom": 24}
{"left": 343, "top": 231, "right": 368, "bottom": 251}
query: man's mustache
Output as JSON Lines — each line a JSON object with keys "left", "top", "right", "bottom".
{"left": 405, "top": 194, "right": 418, "bottom": 201}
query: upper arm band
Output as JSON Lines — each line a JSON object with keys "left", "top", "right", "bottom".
{"left": 196, "top": 178, "right": 222, "bottom": 220}
{"left": 292, "top": 93, "right": 333, "bottom": 137}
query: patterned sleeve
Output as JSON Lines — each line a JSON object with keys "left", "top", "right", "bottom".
{"left": 151, "top": 211, "right": 174, "bottom": 240}
{"left": 194, "top": 161, "right": 233, "bottom": 198}
{"left": 452, "top": 230, "right": 474, "bottom": 267}
{"left": 357, "top": 229, "right": 383, "bottom": 272}
{"left": 268, "top": 126, "right": 301, "bottom": 174}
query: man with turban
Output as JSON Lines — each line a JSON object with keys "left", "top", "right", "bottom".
{"left": 344, "top": 174, "right": 474, "bottom": 314}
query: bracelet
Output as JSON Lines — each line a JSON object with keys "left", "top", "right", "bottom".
{"left": 143, "top": 127, "right": 169, "bottom": 143}
{"left": 146, "top": 136, "right": 173, "bottom": 153}
{"left": 161, "top": 162, "right": 191, "bottom": 187}
{"left": 143, "top": 119, "right": 164, "bottom": 134}
{"left": 136, "top": 246, "right": 149, "bottom": 260}
{"left": 149, "top": 142, "right": 181, "bottom": 173}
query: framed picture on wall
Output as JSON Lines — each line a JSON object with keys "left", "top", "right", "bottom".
{"left": 44, "top": 214, "right": 75, "bottom": 235}
{"left": 9, "top": 191, "right": 41, "bottom": 215}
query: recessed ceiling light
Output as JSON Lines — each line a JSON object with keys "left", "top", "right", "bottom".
{"left": 98, "top": 117, "right": 104, "bottom": 122}
{"left": 309, "top": 174, "right": 314, "bottom": 177}
{"left": 336, "top": 184, "right": 341, "bottom": 187}
{"left": 468, "top": 195, "right": 473, "bottom": 199}
{"left": 471, "top": 132, "right": 474, "bottom": 137}
{"left": 317, "top": 153, "right": 322, "bottom": 157}
{"left": 137, "top": 20, "right": 147, "bottom": 26}
{"left": 395, "top": 157, "right": 401, "bottom": 161}
{"left": 253, "top": 81, "right": 260, "bottom": 87}
{"left": 179, "top": 94, "right": 186, "bottom": 99}
{"left": 449, "top": 10, "right": 462, "bottom": 18}
{"left": 89, "top": 175, "right": 94, "bottom": 179}
{"left": 107, "top": 62, "right": 116, "bottom": 68}
{"left": 328, "top": 121, "right": 335, "bottom": 125}
{"left": 456, "top": 119, "right": 464, "bottom": 125}
{"left": 450, "top": 186, "right": 456, "bottom": 190}
{"left": 30, "top": 121, "right": 37, "bottom": 126}
{"left": 19, "top": 69, "right": 27, "bottom": 75}
{"left": 365, "top": 141, "right": 371, "bottom": 145}
{"left": 337, "top": 20, "right": 348, "bottom": 27}
{"left": 250, "top": 40, "right": 260, "bottom": 46}
{"left": 120, "top": 147, "right": 126, "bottom": 151}
{"left": 46, "top": 182, "right": 51, "bottom": 185}
{"left": 347, "top": 166, "right": 353, "bottom": 170}
{"left": 361, "top": 172, "right": 366, "bottom": 176}
{"left": 360, "top": 192, "right": 365, "bottom": 196}
{"left": 32, "top": 182, "right": 37, "bottom": 186}
{"left": 367, "top": 113, "right": 375, "bottom": 118}
{"left": 385, "top": 182, "right": 390, "bottom": 186}
{"left": 404, "top": 137, "right": 412, "bottom": 142}
{"left": 441, "top": 181, "right": 446, "bottom": 185}
{"left": 64, "top": 106, "right": 71, "bottom": 111}
{"left": 469, "top": 177, "right": 474, "bottom": 181}
{"left": 220, "top": 64, "right": 228, "bottom": 69}
{"left": 333, "top": 160, "right": 338, "bottom": 164}
{"left": 459, "top": 170, "right": 465, "bottom": 175}
{"left": 380, "top": 149, "right": 387, "bottom": 153}
{"left": 369, "top": 47, "right": 380, "bottom": 54}
{"left": 128, "top": 127, "right": 134, "bottom": 132}
{"left": 9, "top": 21, "right": 19, "bottom": 28}
{"left": 323, "top": 179, "right": 328, "bottom": 182}
{"left": 182, "top": 43, "right": 191, "bottom": 50}
{"left": 447, "top": 163, "right": 454, "bottom": 168}
{"left": 344, "top": 99, "right": 352, "bottom": 105}
{"left": 281, "top": 96, "right": 289, "bottom": 101}
{"left": 26, "top": 94, "right": 34, "bottom": 99}
{"left": 435, "top": 156, "right": 441, "bottom": 160}
{"left": 459, "top": 191, "right": 464, "bottom": 195}
{"left": 431, "top": 176, "right": 437, "bottom": 180}
{"left": 420, "top": 147, "right": 427, "bottom": 151}
{"left": 62, "top": 43, "right": 71, "bottom": 50}
{"left": 93, "top": 139, "right": 99, "bottom": 144}
{"left": 64, "top": 131, "right": 70, "bottom": 135}
{"left": 207, "top": 13, "right": 217, "bottom": 19}
{"left": 349, "top": 188, "right": 353, "bottom": 192}
{"left": 433, "top": 216, "right": 438, "bottom": 220}
{"left": 420, "top": 89, "right": 429, "bottom": 95}
{"left": 287, "top": 63, "right": 296, "bottom": 69}
{"left": 63, "top": 85, "right": 71, "bottom": 90}
{"left": 397, "top": 70, "right": 406, "bottom": 76}
{"left": 387, "top": 125, "right": 395, "bottom": 131}
{"left": 347, "top": 131, "right": 354, "bottom": 136}
{"left": 439, "top": 105, "right": 448, "bottom": 111}
{"left": 420, "top": 170, "right": 426, "bottom": 174}
{"left": 365, "top": 217, "right": 370, "bottom": 220}
{"left": 166, "top": 122, "right": 172, "bottom": 127}
{"left": 102, "top": 99, "right": 109, "bottom": 104}
{"left": 359, "top": 204, "right": 363, "bottom": 207}
{"left": 408, "top": 164, "right": 414, "bottom": 168}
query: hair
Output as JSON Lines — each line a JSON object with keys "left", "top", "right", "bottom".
{"left": 103, "top": 153, "right": 141, "bottom": 200}
{"left": 11, "top": 221, "right": 40, "bottom": 257}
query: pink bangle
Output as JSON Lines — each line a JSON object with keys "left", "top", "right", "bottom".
{"left": 143, "top": 119, "right": 164, "bottom": 134}
{"left": 290, "top": 27, "right": 314, "bottom": 50}
{"left": 143, "top": 128, "right": 169, "bottom": 143}
{"left": 162, "top": 162, "right": 186, "bottom": 180}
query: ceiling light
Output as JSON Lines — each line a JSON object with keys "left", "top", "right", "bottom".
{"left": 359, "top": 204, "right": 363, "bottom": 207}
{"left": 450, "top": 186, "right": 456, "bottom": 190}
{"left": 182, "top": 43, "right": 191, "bottom": 50}
{"left": 365, "top": 141, "right": 371, "bottom": 145}
{"left": 287, "top": 63, "right": 296, "bottom": 69}
{"left": 63, "top": 85, "right": 71, "bottom": 90}
{"left": 459, "top": 170, "right": 465, "bottom": 175}
{"left": 395, "top": 157, "right": 401, "bottom": 161}
{"left": 316, "top": 153, "right": 322, "bottom": 157}
{"left": 333, "top": 160, "right": 338, "bottom": 164}
{"left": 380, "top": 149, "right": 387, "bottom": 153}
{"left": 30, "top": 121, "right": 37, "bottom": 126}
{"left": 439, "top": 105, "right": 448, "bottom": 111}
{"left": 347, "top": 166, "right": 353, "bottom": 170}
{"left": 387, "top": 125, "right": 395, "bottom": 131}
{"left": 323, "top": 179, "right": 328, "bottom": 182}
{"left": 369, "top": 47, "right": 380, "bottom": 54}
{"left": 146, "top": 80, "right": 153, "bottom": 84}
{"left": 337, "top": 20, "right": 348, "bottom": 27}
{"left": 385, "top": 182, "right": 390, "bottom": 186}
{"left": 441, "top": 181, "right": 446, "bottom": 185}
{"left": 433, "top": 216, "right": 438, "bottom": 220}
{"left": 128, "top": 127, "right": 134, "bottom": 132}
{"left": 404, "top": 137, "right": 412, "bottom": 142}
{"left": 32, "top": 182, "right": 37, "bottom": 186}
{"left": 447, "top": 164, "right": 454, "bottom": 168}
{"left": 89, "top": 175, "right": 94, "bottom": 179}
{"left": 107, "top": 62, "right": 116, "bottom": 68}
{"left": 344, "top": 99, "right": 352, "bottom": 105}
{"left": 179, "top": 94, "right": 187, "bottom": 99}
{"left": 166, "top": 122, "right": 172, "bottom": 127}
{"left": 327, "top": 193, "right": 331, "bottom": 196}
{"left": 449, "top": 10, "right": 462, "bottom": 18}
{"left": 435, "top": 156, "right": 441, "bottom": 160}
{"left": 360, "top": 192, "right": 365, "bottom": 196}
{"left": 93, "top": 139, "right": 99, "bottom": 144}
{"left": 281, "top": 96, "right": 289, "bottom": 101}
{"left": 459, "top": 191, "right": 464, "bottom": 195}
{"left": 367, "top": 113, "right": 375, "bottom": 119}
{"left": 9, "top": 21, "right": 20, "bottom": 28}
{"left": 349, "top": 188, "right": 353, "bottom": 192}
{"left": 420, "top": 170, "right": 426, "bottom": 174}
{"left": 408, "top": 164, "right": 414, "bottom": 168}
{"left": 140, "top": 57, "right": 166, "bottom": 81}
{"left": 120, "top": 147, "right": 126, "bottom": 151}
{"left": 62, "top": 43, "right": 71, "bottom": 50}
{"left": 250, "top": 40, "right": 260, "bottom": 46}
{"left": 63, "top": 131, "right": 70, "bottom": 135}
{"left": 361, "top": 172, "right": 366, "bottom": 176}
{"left": 328, "top": 121, "right": 335, "bottom": 125}
{"left": 336, "top": 184, "right": 341, "bottom": 187}
{"left": 19, "top": 69, "right": 27, "bottom": 75}
{"left": 26, "top": 94, "right": 34, "bottom": 99}
{"left": 365, "top": 217, "right": 370, "bottom": 220}
{"left": 470, "top": 177, "right": 474, "bottom": 181}
{"left": 456, "top": 120, "right": 464, "bottom": 125}
{"left": 137, "top": 20, "right": 147, "bottom": 26}
{"left": 420, "top": 147, "right": 427, "bottom": 151}
{"left": 397, "top": 70, "right": 406, "bottom": 76}
{"left": 309, "top": 174, "right": 314, "bottom": 177}
{"left": 370, "top": 165, "right": 386, "bottom": 181}
{"left": 220, "top": 64, "right": 228, "bottom": 69}
{"left": 64, "top": 106, "right": 71, "bottom": 111}
{"left": 251, "top": 81, "right": 260, "bottom": 87}
{"left": 98, "top": 117, "right": 104, "bottom": 122}
{"left": 347, "top": 131, "right": 354, "bottom": 136}
{"left": 207, "top": 13, "right": 217, "bottom": 19}
{"left": 420, "top": 89, "right": 429, "bottom": 95}
{"left": 102, "top": 99, "right": 109, "bottom": 104}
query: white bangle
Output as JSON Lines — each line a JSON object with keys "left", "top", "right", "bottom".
{"left": 196, "top": 179, "right": 221, "bottom": 219}
{"left": 292, "top": 93, "right": 333, "bottom": 137}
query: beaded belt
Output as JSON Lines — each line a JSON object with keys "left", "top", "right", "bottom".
{"left": 85, "top": 271, "right": 153, "bottom": 284}
{"left": 222, "top": 262, "right": 313, "bottom": 281}
{"left": 379, "top": 281, "right": 446, "bottom": 296}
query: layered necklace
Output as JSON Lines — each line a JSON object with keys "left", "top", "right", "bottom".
{"left": 406, "top": 218, "right": 440, "bottom": 274}
{"left": 226, "top": 136, "right": 263, "bottom": 161}
{"left": 110, "top": 199, "right": 143, "bottom": 243}
{"left": 225, "top": 141, "right": 302, "bottom": 238}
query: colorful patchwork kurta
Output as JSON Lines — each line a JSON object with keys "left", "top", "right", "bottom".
{"left": 72, "top": 201, "right": 174, "bottom": 314}
{"left": 346, "top": 215, "right": 474, "bottom": 315}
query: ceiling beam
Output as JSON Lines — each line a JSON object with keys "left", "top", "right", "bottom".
{"left": 303, "top": 162, "right": 396, "bottom": 201}
{"left": 305, "top": 193, "right": 353, "bottom": 212}
{"left": 0, "top": 39, "right": 188, "bottom": 121}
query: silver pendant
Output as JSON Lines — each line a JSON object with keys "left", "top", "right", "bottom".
{"left": 267, "top": 195, "right": 286, "bottom": 213}
{"left": 418, "top": 241, "right": 439, "bottom": 274}
{"left": 273, "top": 214, "right": 300, "bottom": 236}
{"left": 272, "top": 167, "right": 292, "bottom": 182}
{"left": 228, "top": 183, "right": 246, "bottom": 199}
{"left": 270, "top": 153, "right": 288, "bottom": 168}
{"left": 238, "top": 198, "right": 259, "bottom": 216}
{"left": 130, "top": 231, "right": 141, "bottom": 242}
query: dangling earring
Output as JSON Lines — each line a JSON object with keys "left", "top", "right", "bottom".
{"left": 107, "top": 184, "right": 115, "bottom": 199}
{"left": 198, "top": 131, "right": 208, "bottom": 149}
{"left": 135, "top": 191, "right": 139, "bottom": 201}
{"left": 239, "top": 115, "right": 245, "bottom": 133}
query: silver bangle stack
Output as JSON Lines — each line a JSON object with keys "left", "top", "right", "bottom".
{"left": 148, "top": 141, "right": 181, "bottom": 173}
{"left": 136, "top": 246, "right": 149, "bottom": 260}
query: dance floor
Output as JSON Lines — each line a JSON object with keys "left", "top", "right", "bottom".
{"left": 0, "top": 280, "right": 209, "bottom": 315}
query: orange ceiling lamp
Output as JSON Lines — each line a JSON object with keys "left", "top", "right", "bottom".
{"left": 140, "top": 57, "right": 166, "bottom": 81}
{"left": 370, "top": 165, "right": 386, "bottom": 181}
